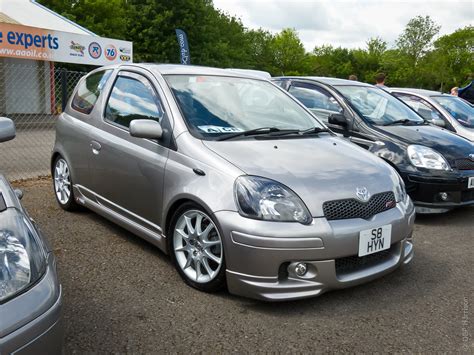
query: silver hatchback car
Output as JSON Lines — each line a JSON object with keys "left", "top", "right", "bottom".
{"left": 52, "top": 64, "right": 415, "bottom": 301}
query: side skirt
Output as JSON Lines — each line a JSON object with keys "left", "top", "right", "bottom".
{"left": 73, "top": 184, "right": 168, "bottom": 254}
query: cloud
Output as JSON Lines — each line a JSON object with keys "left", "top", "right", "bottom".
{"left": 213, "top": 0, "right": 474, "bottom": 51}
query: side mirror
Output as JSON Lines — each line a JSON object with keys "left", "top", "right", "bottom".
{"left": 430, "top": 118, "right": 446, "bottom": 128}
{"left": 14, "top": 189, "right": 23, "bottom": 200}
{"left": 130, "top": 119, "right": 163, "bottom": 139}
{"left": 328, "top": 113, "right": 347, "bottom": 127}
{"left": 0, "top": 117, "right": 16, "bottom": 143}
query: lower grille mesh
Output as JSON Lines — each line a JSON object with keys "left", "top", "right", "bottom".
{"left": 335, "top": 245, "right": 396, "bottom": 275}
{"left": 455, "top": 159, "right": 474, "bottom": 170}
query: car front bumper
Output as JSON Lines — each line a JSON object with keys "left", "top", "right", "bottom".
{"left": 402, "top": 172, "right": 474, "bottom": 211}
{"left": 216, "top": 199, "right": 415, "bottom": 301}
{"left": 0, "top": 255, "right": 63, "bottom": 355}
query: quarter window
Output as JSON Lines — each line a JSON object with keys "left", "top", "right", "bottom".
{"left": 71, "top": 70, "right": 111, "bottom": 114}
{"left": 289, "top": 84, "right": 342, "bottom": 122}
{"left": 105, "top": 75, "right": 163, "bottom": 128}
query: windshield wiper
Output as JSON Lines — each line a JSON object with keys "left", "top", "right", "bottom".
{"left": 260, "top": 126, "right": 330, "bottom": 137}
{"left": 216, "top": 126, "right": 331, "bottom": 141}
{"left": 383, "top": 119, "right": 412, "bottom": 126}
{"left": 216, "top": 127, "right": 282, "bottom": 141}
{"left": 300, "top": 127, "right": 331, "bottom": 135}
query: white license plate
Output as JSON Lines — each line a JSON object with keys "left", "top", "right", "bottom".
{"left": 358, "top": 225, "right": 392, "bottom": 257}
{"left": 468, "top": 177, "right": 474, "bottom": 189}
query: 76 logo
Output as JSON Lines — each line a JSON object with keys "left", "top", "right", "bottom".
{"left": 105, "top": 45, "right": 117, "bottom": 61}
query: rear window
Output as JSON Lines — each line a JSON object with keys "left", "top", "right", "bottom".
{"left": 71, "top": 70, "right": 112, "bottom": 114}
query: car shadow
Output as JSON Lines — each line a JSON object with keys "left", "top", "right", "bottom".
{"left": 415, "top": 205, "right": 474, "bottom": 226}
{"left": 84, "top": 209, "right": 174, "bottom": 267}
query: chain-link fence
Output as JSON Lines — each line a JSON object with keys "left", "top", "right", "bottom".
{"left": 0, "top": 60, "right": 87, "bottom": 181}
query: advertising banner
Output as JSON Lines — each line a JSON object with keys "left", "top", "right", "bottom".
{"left": 175, "top": 29, "right": 190, "bottom": 65}
{"left": 0, "top": 22, "right": 133, "bottom": 66}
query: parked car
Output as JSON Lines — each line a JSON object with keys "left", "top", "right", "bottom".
{"left": 389, "top": 88, "right": 474, "bottom": 141}
{"left": 52, "top": 64, "right": 415, "bottom": 301}
{"left": 274, "top": 77, "right": 474, "bottom": 214}
{"left": 0, "top": 117, "right": 63, "bottom": 354}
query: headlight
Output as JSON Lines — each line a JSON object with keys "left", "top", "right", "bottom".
{"left": 0, "top": 216, "right": 46, "bottom": 302}
{"left": 407, "top": 145, "right": 450, "bottom": 171}
{"left": 394, "top": 174, "right": 407, "bottom": 203}
{"left": 234, "top": 176, "right": 312, "bottom": 224}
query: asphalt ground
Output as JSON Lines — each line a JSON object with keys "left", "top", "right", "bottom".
{"left": 15, "top": 179, "right": 474, "bottom": 353}
{"left": 1, "top": 128, "right": 54, "bottom": 180}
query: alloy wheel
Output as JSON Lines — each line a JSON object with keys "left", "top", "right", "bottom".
{"left": 173, "top": 210, "right": 223, "bottom": 284}
{"left": 54, "top": 158, "right": 72, "bottom": 205}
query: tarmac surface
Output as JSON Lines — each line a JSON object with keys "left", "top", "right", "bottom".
{"left": 1, "top": 128, "right": 54, "bottom": 180}
{"left": 16, "top": 179, "right": 474, "bottom": 353}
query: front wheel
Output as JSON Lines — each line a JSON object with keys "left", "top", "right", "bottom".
{"left": 168, "top": 203, "right": 226, "bottom": 292}
{"left": 53, "top": 156, "right": 79, "bottom": 211}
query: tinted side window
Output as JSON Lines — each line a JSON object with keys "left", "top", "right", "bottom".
{"left": 71, "top": 70, "right": 111, "bottom": 114}
{"left": 395, "top": 94, "right": 441, "bottom": 121}
{"left": 105, "top": 75, "right": 163, "bottom": 129}
{"left": 289, "top": 84, "right": 342, "bottom": 122}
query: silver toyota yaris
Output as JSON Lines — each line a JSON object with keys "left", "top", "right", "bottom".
{"left": 52, "top": 64, "right": 415, "bottom": 301}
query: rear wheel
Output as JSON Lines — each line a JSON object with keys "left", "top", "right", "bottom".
{"left": 53, "top": 156, "right": 79, "bottom": 211}
{"left": 168, "top": 203, "right": 226, "bottom": 292}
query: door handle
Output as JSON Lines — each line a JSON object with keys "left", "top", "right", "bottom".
{"left": 90, "top": 140, "right": 102, "bottom": 155}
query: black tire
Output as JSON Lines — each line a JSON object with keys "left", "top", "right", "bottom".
{"left": 168, "top": 202, "right": 226, "bottom": 293}
{"left": 52, "top": 155, "right": 80, "bottom": 211}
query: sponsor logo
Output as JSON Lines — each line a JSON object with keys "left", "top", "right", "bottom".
{"left": 69, "top": 41, "right": 85, "bottom": 57}
{"left": 0, "top": 30, "right": 59, "bottom": 50}
{"left": 119, "top": 47, "right": 131, "bottom": 54}
{"left": 469, "top": 153, "right": 474, "bottom": 161}
{"left": 119, "top": 54, "right": 131, "bottom": 62}
{"left": 88, "top": 42, "right": 102, "bottom": 59}
{"left": 104, "top": 44, "right": 117, "bottom": 61}
{"left": 356, "top": 187, "right": 371, "bottom": 202}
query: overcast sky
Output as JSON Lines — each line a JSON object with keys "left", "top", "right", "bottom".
{"left": 213, "top": 0, "right": 473, "bottom": 51}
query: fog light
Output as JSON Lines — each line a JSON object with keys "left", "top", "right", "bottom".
{"left": 294, "top": 263, "right": 307, "bottom": 276}
{"left": 439, "top": 192, "right": 448, "bottom": 201}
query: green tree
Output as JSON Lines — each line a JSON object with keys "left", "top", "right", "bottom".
{"left": 366, "top": 37, "right": 387, "bottom": 59}
{"left": 271, "top": 28, "right": 308, "bottom": 75}
{"left": 38, "top": 0, "right": 129, "bottom": 39}
{"left": 396, "top": 15, "right": 441, "bottom": 65}
{"left": 429, "top": 26, "right": 474, "bottom": 91}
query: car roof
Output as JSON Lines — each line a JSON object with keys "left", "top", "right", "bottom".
{"left": 103, "top": 63, "right": 270, "bottom": 80}
{"left": 389, "top": 87, "right": 447, "bottom": 97}
{"left": 274, "top": 76, "right": 372, "bottom": 87}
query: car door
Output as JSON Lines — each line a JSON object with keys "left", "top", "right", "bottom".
{"left": 88, "top": 70, "right": 171, "bottom": 229}
{"left": 64, "top": 70, "right": 112, "bottom": 188}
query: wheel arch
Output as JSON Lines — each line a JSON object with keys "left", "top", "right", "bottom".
{"left": 164, "top": 196, "right": 216, "bottom": 238}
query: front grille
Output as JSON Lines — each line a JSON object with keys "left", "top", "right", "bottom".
{"left": 455, "top": 158, "right": 474, "bottom": 170}
{"left": 323, "top": 191, "right": 396, "bottom": 220}
{"left": 335, "top": 244, "right": 396, "bottom": 276}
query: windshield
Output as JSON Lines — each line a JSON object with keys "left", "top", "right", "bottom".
{"left": 432, "top": 96, "right": 474, "bottom": 128}
{"left": 335, "top": 85, "right": 424, "bottom": 125}
{"left": 165, "top": 75, "right": 325, "bottom": 140}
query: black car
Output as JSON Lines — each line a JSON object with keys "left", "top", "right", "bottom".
{"left": 274, "top": 77, "right": 474, "bottom": 213}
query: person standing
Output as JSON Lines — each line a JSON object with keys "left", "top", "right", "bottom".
{"left": 348, "top": 74, "right": 358, "bottom": 81}
{"left": 375, "top": 73, "right": 387, "bottom": 89}
{"left": 450, "top": 87, "right": 458, "bottom": 96}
